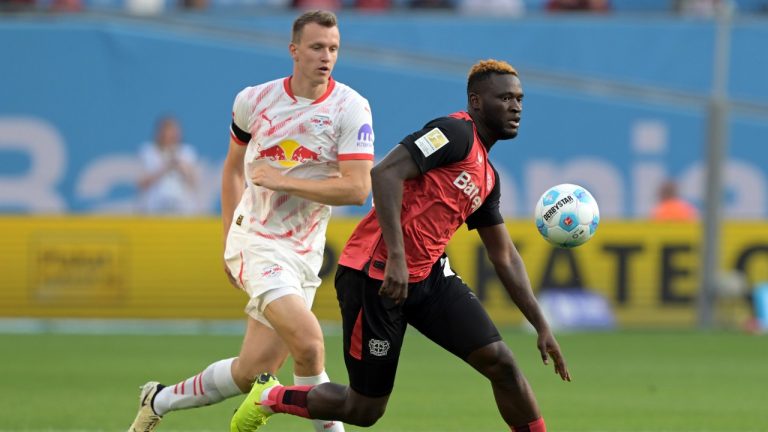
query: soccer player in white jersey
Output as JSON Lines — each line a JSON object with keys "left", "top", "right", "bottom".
{"left": 127, "top": 10, "right": 374, "bottom": 432}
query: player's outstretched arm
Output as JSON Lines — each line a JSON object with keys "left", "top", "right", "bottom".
{"left": 249, "top": 159, "right": 372, "bottom": 206}
{"left": 476, "top": 223, "right": 571, "bottom": 381}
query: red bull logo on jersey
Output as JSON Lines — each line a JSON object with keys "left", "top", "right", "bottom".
{"left": 259, "top": 139, "right": 319, "bottom": 167}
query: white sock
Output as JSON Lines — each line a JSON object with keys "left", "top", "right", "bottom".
{"left": 294, "top": 371, "right": 345, "bottom": 432}
{"left": 153, "top": 358, "right": 242, "bottom": 416}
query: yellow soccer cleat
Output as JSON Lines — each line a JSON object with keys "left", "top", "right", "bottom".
{"left": 128, "top": 381, "right": 163, "bottom": 432}
{"left": 230, "top": 373, "right": 280, "bottom": 432}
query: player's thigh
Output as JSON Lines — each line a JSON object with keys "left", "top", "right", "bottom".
{"left": 263, "top": 294, "right": 325, "bottom": 355}
{"left": 237, "top": 316, "right": 291, "bottom": 375}
{"left": 407, "top": 274, "right": 502, "bottom": 360}
{"left": 335, "top": 265, "right": 407, "bottom": 398}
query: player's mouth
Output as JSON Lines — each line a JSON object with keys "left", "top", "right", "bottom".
{"left": 509, "top": 119, "right": 520, "bottom": 128}
{"left": 318, "top": 66, "right": 330, "bottom": 74}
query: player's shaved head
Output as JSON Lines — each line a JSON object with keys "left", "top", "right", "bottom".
{"left": 467, "top": 59, "right": 518, "bottom": 95}
{"left": 292, "top": 10, "right": 338, "bottom": 44}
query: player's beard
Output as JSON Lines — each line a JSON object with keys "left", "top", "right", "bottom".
{"left": 488, "top": 115, "right": 518, "bottom": 140}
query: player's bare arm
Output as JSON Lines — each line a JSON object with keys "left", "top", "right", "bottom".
{"left": 249, "top": 159, "right": 372, "bottom": 206}
{"left": 477, "top": 223, "right": 571, "bottom": 382}
{"left": 370, "top": 145, "right": 421, "bottom": 304}
{"left": 221, "top": 139, "right": 247, "bottom": 285}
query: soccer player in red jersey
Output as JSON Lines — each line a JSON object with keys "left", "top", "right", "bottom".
{"left": 232, "top": 59, "right": 570, "bottom": 432}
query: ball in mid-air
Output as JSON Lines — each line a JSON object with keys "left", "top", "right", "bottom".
{"left": 534, "top": 183, "right": 599, "bottom": 248}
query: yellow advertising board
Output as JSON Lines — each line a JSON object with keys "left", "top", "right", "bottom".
{"left": 1, "top": 217, "right": 766, "bottom": 327}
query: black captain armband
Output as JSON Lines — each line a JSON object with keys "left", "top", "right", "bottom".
{"left": 231, "top": 120, "right": 252, "bottom": 144}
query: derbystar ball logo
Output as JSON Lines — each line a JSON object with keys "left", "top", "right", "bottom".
{"left": 356, "top": 123, "right": 374, "bottom": 148}
{"left": 259, "top": 139, "right": 319, "bottom": 167}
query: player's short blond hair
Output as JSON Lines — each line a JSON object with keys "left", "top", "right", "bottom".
{"left": 467, "top": 59, "right": 518, "bottom": 94}
{"left": 292, "top": 10, "right": 338, "bottom": 44}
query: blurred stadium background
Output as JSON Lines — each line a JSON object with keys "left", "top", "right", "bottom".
{"left": 1, "top": 1, "right": 768, "bottom": 431}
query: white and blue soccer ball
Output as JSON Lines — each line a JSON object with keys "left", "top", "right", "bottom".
{"left": 534, "top": 183, "right": 600, "bottom": 248}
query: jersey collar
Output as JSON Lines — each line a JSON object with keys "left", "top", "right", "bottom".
{"left": 282, "top": 76, "right": 336, "bottom": 105}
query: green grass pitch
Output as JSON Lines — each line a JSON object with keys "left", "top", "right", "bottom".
{"left": 2, "top": 328, "right": 766, "bottom": 431}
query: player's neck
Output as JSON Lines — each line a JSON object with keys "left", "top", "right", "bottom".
{"left": 289, "top": 75, "right": 329, "bottom": 101}
{"left": 468, "top": 112, "right": 496, "bottom": 150}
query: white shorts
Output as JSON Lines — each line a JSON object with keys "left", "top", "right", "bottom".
{"left": 224, "top": 227, "right": 323, "bottom": 328}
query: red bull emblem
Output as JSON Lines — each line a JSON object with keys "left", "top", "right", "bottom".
{"left": 259, "top": 139, "right": 319, "bottom": 167}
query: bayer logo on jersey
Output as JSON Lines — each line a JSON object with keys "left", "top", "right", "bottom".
{"left": 534, "top": 183, "right": 600, "bottom": 248}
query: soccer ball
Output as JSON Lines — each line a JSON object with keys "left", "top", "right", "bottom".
{"left": 534, "top": 183, "right": 600, "bottom": 248}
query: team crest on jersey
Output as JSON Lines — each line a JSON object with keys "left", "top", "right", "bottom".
{"left": 260, "top": 264, "right": 283, "bottom": 279}
{"left": 309, "top": 114, "right": 333, "bottom": 134}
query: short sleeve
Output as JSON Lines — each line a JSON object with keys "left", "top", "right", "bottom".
{"left": 337, "top": 94, "right": 375, "bottom": 161}
{"left": 230, "top": 87, "right": 252, "bottom": 146}
{"left": 466, "top": 165, "right": 504, "bottom": 230}
{"left": 400, "top": 116, "right": 473, "bottom": 173}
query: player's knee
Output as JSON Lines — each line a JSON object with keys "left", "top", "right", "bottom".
{"left": 291, "top": 339, "right": 325, "bottom": 369}
{"left": 470, "top": 342, "right": 520, "bottom": 380}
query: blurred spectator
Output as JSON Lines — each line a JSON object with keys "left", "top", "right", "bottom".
{"left": 673, "top": 0, "right": 720, "bottom": 16}
{"left": 137, "top": 116, "right": 201, "bottom": 215}
{"left": 292, "top": 0, "right": 341, "bottom": 9}
{"left": 125, "top": 0, "right": 164, "bottom": 14}
{"left": 0, "top": 0, "right": 35, "bottom": 11}
{"left": 459, "top": 0, "right": 524, "bottom": 16}
{"left": 51, "top": 0, "right": 83, "bottom": 12}
{"left": 409, "top": 0, "right": 455, "bottom": 9}
{"left": 546, "top": 0, "right": 610, "bottom": 11}
{"left": 650, "top": 179, "right": 698, "bottom": 221}
{"left": 354, "top": 0, "right": 392, "bottom": 10}
{"left": 180, "top": 0, "right": 208, "bottom": 10}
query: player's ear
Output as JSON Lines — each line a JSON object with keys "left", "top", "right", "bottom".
{"left": 468, "top": 92, "right": 481, "bottom": 110}
{"left": 289, "top": 43, "right": 298, "bottom": 60}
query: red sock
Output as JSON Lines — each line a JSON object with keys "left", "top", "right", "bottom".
{"left": 263, "top": 385, "right": 314, "bottom": 418}
{"left": 511, "top": 417, "right": 546, "bottom": 432}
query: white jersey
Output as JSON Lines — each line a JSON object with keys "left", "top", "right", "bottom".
{"left": 229, "top": 76, "right": 374, "bottom": 256}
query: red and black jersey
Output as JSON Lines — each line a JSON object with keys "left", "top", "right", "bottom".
{"left": 339, "top": 111, "right": 504, "bottom": 282}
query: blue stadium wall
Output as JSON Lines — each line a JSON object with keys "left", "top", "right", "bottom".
{"left": 1, "top": 13, "right": 767, "bottom": 217}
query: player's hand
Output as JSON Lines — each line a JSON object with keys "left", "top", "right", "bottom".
{"left": 379, "top": 255, "right": 409, "bottom": 304}
{"left": 249, "top": 160, "right": 285, "bottom": 191}
{"left": 537, "top": 329, "right": 571, "bottom": 382}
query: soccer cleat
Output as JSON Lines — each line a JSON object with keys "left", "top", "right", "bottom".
{"left": 230, "top": 373, "right": 280, "bottom": 432}
{"left": 128, "top": 381, "right": 164, "bottom": 432}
